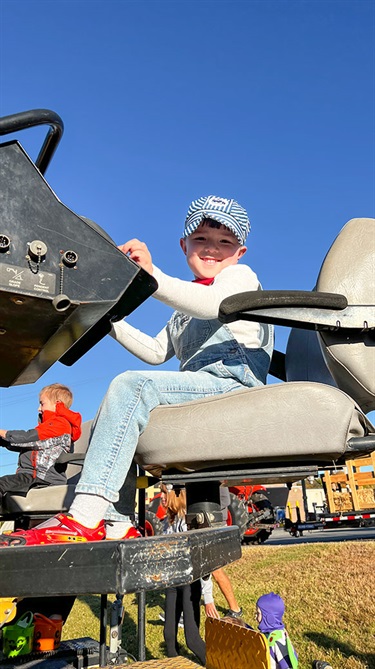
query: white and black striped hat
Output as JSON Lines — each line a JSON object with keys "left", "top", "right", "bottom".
{"left": 183, "top": 195, "right": 250, "bottom": 245}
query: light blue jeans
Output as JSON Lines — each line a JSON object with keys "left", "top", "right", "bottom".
{"left": 76, "top": 369, "right": 245, "bottom": 521}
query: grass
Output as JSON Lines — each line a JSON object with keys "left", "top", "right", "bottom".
{"left": 62, "top": 540, "right": 375, "bottom": 668}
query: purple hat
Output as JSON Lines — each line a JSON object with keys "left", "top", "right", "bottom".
{"left": 183, "top": 195, "right": 250, "bottom": 245}
{"left": 256, "top": 592, "right": 285, "bottom": 633}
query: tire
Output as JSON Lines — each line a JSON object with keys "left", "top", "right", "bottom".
{"left": 144, "top": 511, "right": 163, "bottom": 537}
{"left": 255, "top": 529, "right": 272, "bottom": 544}
{"left": 243, "top": 525, "right": 274, "bottom": 545}
{"left": 227, "top": 493, "right": 249, "bottom": 539}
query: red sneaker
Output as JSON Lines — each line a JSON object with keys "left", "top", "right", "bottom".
{"left": 120, "top": 526, "right": 142, "bottom": 539}
{"left": 105, "top": 525, "right": 142, "bottom": 540}
{"left": 0, "top": 514, "right": 106, "bottom": 547}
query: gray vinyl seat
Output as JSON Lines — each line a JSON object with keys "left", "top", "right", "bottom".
{"left": 1, "top": 217, "right": 374, "bottom": 523}
{"left": 0, "top": 421, "right": 93, "bottom": 521}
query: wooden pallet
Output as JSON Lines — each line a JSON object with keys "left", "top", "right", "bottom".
{"left": 323, "top": 452, "right": 375, "bottom": 512}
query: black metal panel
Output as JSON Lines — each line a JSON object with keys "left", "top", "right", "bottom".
{"left": 0, "top": 140, "right": 157, "bottom": 386}
{"left": 162, "top": 465, "right": 319, "bottom": 487}
{"left": 0, "top": 527, "right": 241, "bottom": 598}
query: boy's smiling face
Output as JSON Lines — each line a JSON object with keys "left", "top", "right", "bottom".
{"left": 180, "top": 221, "right": 247, "bottom": 280}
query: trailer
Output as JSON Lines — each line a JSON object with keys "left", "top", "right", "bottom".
{"left": 285, "top": 454, "right": 375, "bottom": 536}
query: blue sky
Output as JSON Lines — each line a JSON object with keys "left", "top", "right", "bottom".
{"left": 0, "top": 0, "right": 374, "bottom": 476}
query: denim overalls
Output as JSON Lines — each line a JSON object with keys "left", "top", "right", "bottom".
{"left": 76, "top": 312, "right": 274, "bottom": 520}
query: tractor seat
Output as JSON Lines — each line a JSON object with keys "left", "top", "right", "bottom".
{"left": 136, "top": 380, "right": 373, "bottom": 478}
{"left": 136, "top": 217, "right": 375, "bottom": 480}
{"left": 0, "top": 421, "right": 92, "bottom": 520}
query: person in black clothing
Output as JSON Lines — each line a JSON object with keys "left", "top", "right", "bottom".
{"left": 161, "top": 486, "right": 206, "bottom": 665}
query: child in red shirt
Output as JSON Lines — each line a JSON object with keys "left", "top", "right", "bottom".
{"left": 0, "top": 383, "right": 82, "bottom": 497}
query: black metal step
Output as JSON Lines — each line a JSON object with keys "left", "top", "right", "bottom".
{"left": 0, "top": 526, "right": 241, "bottom": 598}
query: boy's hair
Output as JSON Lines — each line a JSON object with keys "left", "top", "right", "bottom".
{"left": 39, "top": 383, "right": 73, "bottom": 408}
{"left": 183, "top": 195, "right": 250, "bottom": 244}
{"left": 221, "top": 616, "right": 250, "bottom": 629}
{"left": 200, "top": 218, "right": 230, "bottom": 231}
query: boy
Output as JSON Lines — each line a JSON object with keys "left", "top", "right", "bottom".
{"left": 0, "top": 383, "right": 82, "bottom": 500}
{"left": 0, "top": 195, "right": 273, "bottom": 546}
{"left": 256, "top": 592, "right": 298, "bottom": 668}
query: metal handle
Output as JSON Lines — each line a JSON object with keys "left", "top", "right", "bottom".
{"left": 0, "top": 109, "right": 64, "bottom": 174}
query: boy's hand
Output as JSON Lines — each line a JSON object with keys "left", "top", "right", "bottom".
{"left": 118, "top": 239, "right": 153, "bottom": 275}
{"left": 0, "top": 429, "right": 7, "bottom": 439}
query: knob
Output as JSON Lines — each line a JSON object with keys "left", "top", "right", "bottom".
{"left": 28, "top": 240, "right": 47, "bottom": 261}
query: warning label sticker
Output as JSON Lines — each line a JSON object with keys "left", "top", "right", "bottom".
{"left": 0, "top": 264, "right": 56, "bottom": 294}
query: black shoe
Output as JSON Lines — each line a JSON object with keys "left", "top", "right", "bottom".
{"left": 224, "top": 607, "right": 243, "bottom": 618}
{"left": 313, "top": 661, "right": 333, "bottom": 669}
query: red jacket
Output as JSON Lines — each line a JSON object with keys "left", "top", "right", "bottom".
{"left": 36, "top": 402, "right": 82, "bottom": 442}
{"left": 2, "top": 403, "right": 82, "bottom": 484}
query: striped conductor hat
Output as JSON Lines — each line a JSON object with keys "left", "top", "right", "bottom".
{"left": 183, "top": 195, "right": 250, "bottom": 245}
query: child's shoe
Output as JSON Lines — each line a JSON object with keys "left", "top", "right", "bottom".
{"left": 0, "top": 514, "right": 106, "bottom": 546}
{"left": 105, "top": 525, "right": 142, "bottom": 540}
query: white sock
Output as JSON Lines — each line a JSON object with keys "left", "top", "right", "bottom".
{"left": 69, "top": 494, "right": 109, "bottom": 529}
{"left": 105, "top": 520, "right": 134, "bottom": 540}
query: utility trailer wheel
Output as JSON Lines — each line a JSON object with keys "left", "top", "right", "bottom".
{"left": 227, "top": 492, "right": 248, "bottom": 539}
{"left": 246, "top": 529, "right": 272, "bottom": 545}
{"left": 144, "top": 510, "right": 164, "bottom": 536}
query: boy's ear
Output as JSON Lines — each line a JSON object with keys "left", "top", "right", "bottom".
{"left": 180, "top": 238, "right": 187, "bottom": 254}
{"left": 238, "top": 245, "right": 247, "bottom": 259}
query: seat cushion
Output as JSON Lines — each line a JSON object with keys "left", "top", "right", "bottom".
{"left": 136, "top": 382, "right": 374, "bottom": 475}
{"left": 3, "top": 484, "right": 76, "bottom": 514}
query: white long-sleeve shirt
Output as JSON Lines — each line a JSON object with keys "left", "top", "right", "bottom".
{"left": 111, "top": 264, "right": 262, "bottom": 363}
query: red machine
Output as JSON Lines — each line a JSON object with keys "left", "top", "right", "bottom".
{"left": 146, "top": 485, "right": 276, "bottom": 544}
{"left": 227, "top": 485, "right": 276, "bottom": 544}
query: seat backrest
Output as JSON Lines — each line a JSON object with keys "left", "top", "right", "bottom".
{"left": 65, "top": 419, "right": 92, "bottom": 484}
{"left": 313, "top": 218, "right": 374, "bottom": 413}
{"left": 286, "top": 328, "right": 337, "bottom": 387}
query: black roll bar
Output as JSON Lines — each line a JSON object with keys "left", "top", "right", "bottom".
{"left": 0, "top": 108, "right": 64, "bottom": 174}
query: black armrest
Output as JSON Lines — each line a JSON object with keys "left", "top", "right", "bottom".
{"left": 219, "top": 290, "right": 350, "bottom": 330}
{"left": 347, "top": 435, "right": 375, "bottom": 453}
{"left": 219, "top": 290, "right": 347, "bottom": 321}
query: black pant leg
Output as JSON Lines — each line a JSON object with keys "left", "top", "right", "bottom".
{"left": 181, "top": 582, "right": 206, "bottom": 665}
{"left": 0, "top": 473, "right": 34, "bottom": 497}
{"left": 164, "top": 587, "right": 183, "bottom": 657}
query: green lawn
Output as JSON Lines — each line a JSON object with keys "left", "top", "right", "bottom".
{"left": 62, "top": 539, "right": 375, "bottom": 668}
